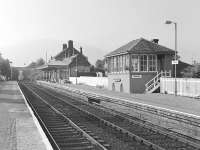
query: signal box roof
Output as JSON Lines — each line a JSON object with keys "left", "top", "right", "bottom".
{"left": 105, "top": 38, "right": 175, "bottom": 57}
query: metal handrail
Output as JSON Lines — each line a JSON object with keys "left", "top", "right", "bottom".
{"left": 145, "top": 71, "right": 171, "bottom": 92}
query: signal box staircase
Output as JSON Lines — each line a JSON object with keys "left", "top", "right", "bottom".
{"left": 145, "top": 71, "right": 171, "bottom": 93}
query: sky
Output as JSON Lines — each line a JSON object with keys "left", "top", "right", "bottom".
{"left": 0, "top": 0, "right": 200, "bottom": 66}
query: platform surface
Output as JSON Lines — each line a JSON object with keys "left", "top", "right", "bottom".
{"left": 63, "top": 83, "right": 200, "bottom": 117}
{"left": 0, "top": 81, "right": 47, "bottom": 150}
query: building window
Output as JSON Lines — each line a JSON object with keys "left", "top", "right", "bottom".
{"left": 106, "top": 58, "right": 110, "bottom": 73}
{"left": 117, "top": 55, "right": 120, "bottom": 72}
{"left": 140, "top": 55, "right": 148, "bottom": 71}
{"left": 114, "top": 57, "right": 117, "bottom": 72}
{"left": 122, "top": 55, "right": 126, "bottom": 71}
{"left": 119, "top": 55, "right": 123, "bottom": 72}
{"left": 120, "top": 84, "right": 123, "bottom": 92}
{"left": 148, "top": 55, "right": 157, "bottom": 71}
{"left": 108, "top": 54, "right": 157, "bottom": 73}
{"left": 131, "top": 55, "right": 139, "bottom": 72}
{"left": 125, "top": 54, "right": 129, "bottom": 70}
{"left": 110, "top": 57, "right": 114, "bottom": 72}
{"left": 112, "top": 83, "right": 115, "bottom": 91}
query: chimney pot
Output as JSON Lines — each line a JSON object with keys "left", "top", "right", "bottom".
{"left": 63, "top": 44, "right": 67, "bottom": 51}
{"left": 151, "top": 38, "right": 159, "bottom": 44}
{"left": 68, "top": 40, "right": 73, "bottom": 49}
{"left": 80, "top": 47, "right": 83, "bottom": 54}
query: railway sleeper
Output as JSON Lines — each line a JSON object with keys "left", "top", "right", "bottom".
{"left": 55, "top": 138, "right": 88, "bottom": 144}
{"left": 44, "top": 121, "right": 69, "bottom": 126}
{"left": 51, "top": 131, "right": 81, "bottom": 136}
{"left": 48, "top": 126, "right": 74, "bottom": 130}
{"left": 58, "top": 141, "right": 91, "bottom": 147}
{"left": 61, "top": 145, "right": 95, "bottom": 150}
{"left": 66, "top": 146, "right": 95, "bottom": 150}
{"left": 49, "top": 129, "right": 77, "bottom": 134}
{"left": 52, "top": 134, "right": 83, "bottom": 139}
{"left": 46, "top": 124, "right": 72, "bottom": 128}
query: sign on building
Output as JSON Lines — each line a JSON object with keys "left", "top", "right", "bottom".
{"left": 132, "top": 75, "right": 142, "bottom": 78}
{"left": 172, "top": 60, "right": 179, "bottom": 64}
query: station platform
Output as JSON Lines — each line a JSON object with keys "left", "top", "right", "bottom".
{"left": 0, "top": 81, "right": 51, "bottom": 150}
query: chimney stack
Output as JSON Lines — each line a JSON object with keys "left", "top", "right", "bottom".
{"left": 80, "top": 47, "right": 83, "bottom": 54}
{"left": 151, "top": 38, "right": 159, "bottom": 44}
{"left": 63, "top": 43, "right": 67, "bottom": 51}
{"left": 68, "top": 40, "right": 73, "bottom": 49}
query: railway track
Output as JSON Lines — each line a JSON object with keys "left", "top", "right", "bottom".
{"left": 40, "top": 81, "right": 200, "bottom": 146}
{"left": 20, "top": 83, "right": 108, "bottom": 150}
{"left": 20, "top": 82, "right": 199, "bottom": 150}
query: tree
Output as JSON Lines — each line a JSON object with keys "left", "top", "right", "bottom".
{"left": 0, "top": 55, "right": 11, "bottom": 80}
{"left": 90, "top": 65, "right": 95, "bottom": 72}
{"left": 24, "top": 58, "right": 45, "bottom": 81}
{"left": 12, "top": 68, "right": 19, "bottom": 80}
{"left": 27, "top": 58, "right": 45, "bottom": 68}
{"left": 36, "top": 58, "right": 45, "bottom": 66}
{"left": 95, "top": 59, "right": 105, "bottom": 70}
{"left": 181, "top": 66, "right": 195, "bottom": 78}
{"left": 27, "top": 62, "right": 37, "bottom": 68}
{"left": 181, "top": 64, "right": 200, "bottom": 78}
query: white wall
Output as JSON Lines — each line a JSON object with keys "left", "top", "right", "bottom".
{"left": 160, "top": 77, "right": 200, "bottom": 97}
{"left": 69, "top": 76, "right": 108, "bottom": 88}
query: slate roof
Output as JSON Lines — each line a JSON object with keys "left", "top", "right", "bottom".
{"left": 105, "top": 38, "right": 175, "bottom": 57}
{"left": 54, "top": 47, "right": 79, "bottom": 59}
{"left": 37, "top": 55, "right": 77, "bottom": 70}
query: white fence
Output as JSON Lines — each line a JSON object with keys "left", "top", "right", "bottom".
{"left": 69, "top": 76, "right": 108, "bottom": 88}
{"left": 160, "top": 77, "right": 200, "bottom": 97}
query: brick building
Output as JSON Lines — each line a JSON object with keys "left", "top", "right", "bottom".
{"left": 105, "top": 38, "right": 175, "bottom": 93}
{"left": 38, "top": 40, "right": 91, "bottom": 82}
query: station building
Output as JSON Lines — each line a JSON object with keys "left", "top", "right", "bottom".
{"left": 105, "top": 38, "right": 175, "bottom": 93}
{"left": 38, "top": 40, "right": 91, "bottom": 82}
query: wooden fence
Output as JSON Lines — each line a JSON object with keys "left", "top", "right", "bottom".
{"left": 160, "top": 77, "right": 200, "bottom": 98}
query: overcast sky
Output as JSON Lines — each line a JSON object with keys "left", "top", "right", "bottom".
{"left": 0, "top": 0, "right": 200, "bottom": 66}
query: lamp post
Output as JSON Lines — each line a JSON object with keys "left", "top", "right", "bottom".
{"left": 165, "top": 20, "right": 178, "bottom": 96}
{"left": 74, "top": 48, "right": 78, "bottom": 85}
{"left": 9, "top": 61, "right": 12, "bottom": 80}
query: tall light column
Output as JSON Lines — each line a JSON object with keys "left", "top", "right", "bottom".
{"left": 9, "top": 61, "right": 12, "bottom": 80}
{"left": 165, "top": 20, "right": 178, "bottom": 96}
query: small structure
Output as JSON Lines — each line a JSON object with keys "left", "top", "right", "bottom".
{"left": 38, "top": 40, "right": 91, "bottom": 83}
{"left": 105, "top": 38, "right": 174, "bottom": 93}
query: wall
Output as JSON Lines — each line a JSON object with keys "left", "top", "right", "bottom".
{"left": 108, "top": 73, "right": 130, "bottom": 93}
{"left": 130, "top": 72, "right": 157, "bottom": 93}
{"left": 69, "top": 76, "right": 108, "bottom": 88}
{"left": 70, "top": 54, "right": 91, "bottom": 76}
{"left": 160, "top": 77, "right": 200, "bottom": 97}
{"left": 164, "top": 54, "right": 173, "bottom": 71}
{"left": 70, "top": 66, "right": 90, "bottom": 77}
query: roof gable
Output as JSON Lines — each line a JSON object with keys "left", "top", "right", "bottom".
{"left": 105, "top": 38, "right": 141, "bottom": 57}
{"left": 37, "top": 55, "right": 77, "bottom": 70}
{"left": 105, "top": 38, "right": 175, "bottom": 57}
{"left": 54, "top": 47, "right": 79, "bottom": 60}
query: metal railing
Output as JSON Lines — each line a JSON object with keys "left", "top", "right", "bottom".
{"left": 145, "top": 70, "right": 171, "bottom": 93}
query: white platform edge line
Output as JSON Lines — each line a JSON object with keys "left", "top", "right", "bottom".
{"left": 40, "top": 81, "right": 200, "bottom": 119}
{"left": 18, "top": 83, "right": 53, "bottom": 150}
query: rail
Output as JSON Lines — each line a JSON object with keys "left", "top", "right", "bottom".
{"left": 20, "top": 83, "right": 108, "bottom": 150}
{"left": 33, "top": 82, "right": 200, "bottom": 149}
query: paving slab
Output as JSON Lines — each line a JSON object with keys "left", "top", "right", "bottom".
{"left": 0, "top": 81, "right": 50, "bottom": 150}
